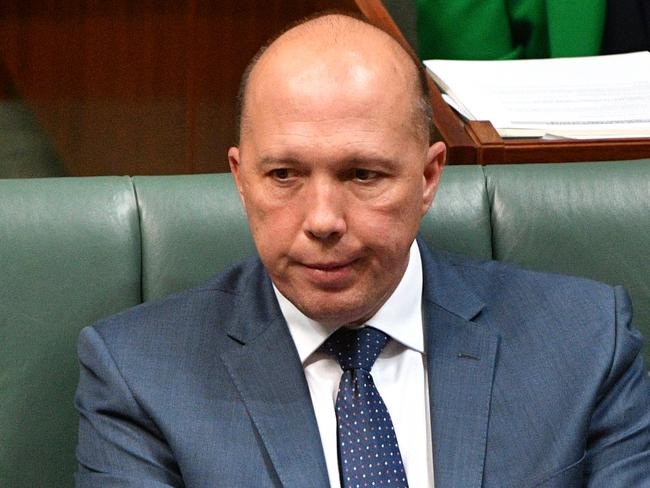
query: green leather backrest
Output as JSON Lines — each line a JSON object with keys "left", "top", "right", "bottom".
{"left": 486, "top": 161, "right": 650, "bottom": 363}
{"left": 421, "top": 165, "right": 493, "bottom": 260}
{"left": 0, "top": 177, "right": 141, "bottom": 487}
{"left": 132, "top": 175, "right": 258, "bottom": 302}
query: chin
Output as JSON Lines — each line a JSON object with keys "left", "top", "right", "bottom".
{"left": 304, "top": 309, "right": 367, "bottom": 327}
{"left": 293, "top": 294, "right": 378, "bottom": 327}
{"left": 274, "top": 272, "right": 392, "bottom": 326}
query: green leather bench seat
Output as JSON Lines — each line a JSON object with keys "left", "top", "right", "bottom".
{"left": 1, "top": 161, "right": 648, "bottom": 487}
{"left": 486, "top": 161, "right": 650, "bottom": 352}
{"left": 133, "top": 175, "right": 258, "bottom": 302}
{"left": 0, "top": 177, "right": 141, "bottom": 487}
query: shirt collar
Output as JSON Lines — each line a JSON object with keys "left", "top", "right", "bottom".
{"left": 275, "top": 240, "right": 424, "bottom": 364}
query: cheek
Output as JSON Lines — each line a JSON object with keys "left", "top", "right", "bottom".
{"left": 352, "top": 185, "right": 423, "bottom": 236}
{"left": 245, "top": 184, "right": 290, "bottom": 231}
{"left": 245, "top": 197, "right": 302, "bottom": 260}
{"left": 347, "top": 207, "right": 417, "bottom": 261}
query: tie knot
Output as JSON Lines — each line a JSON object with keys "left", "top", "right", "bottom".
{"left": 320, "top": 326, "right": 389, "bottom": 372}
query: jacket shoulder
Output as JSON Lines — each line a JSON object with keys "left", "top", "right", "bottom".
{"left": 86, "top": 257, "right": 267, "bottom": 355}
{"left": 436, "top": 250, "right": 617, "bottom": 310}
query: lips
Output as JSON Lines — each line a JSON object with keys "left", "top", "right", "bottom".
{"left": 304, "top": 260, "right": 356, "bottom": 271}
{"left": 298, "top": 257, "right": 360, "bottom": 288}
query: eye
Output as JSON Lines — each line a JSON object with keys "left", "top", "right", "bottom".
{"left": 353, "top": 168, "right": 380, "bottom": 181}
{"left": 270, "top": 168, "right": 292, "bottom": 180}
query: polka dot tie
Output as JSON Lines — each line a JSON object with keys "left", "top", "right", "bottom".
{"left": 320, "top": 326, "right": 409, "bottom": 488}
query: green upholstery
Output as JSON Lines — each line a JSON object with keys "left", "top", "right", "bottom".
{"left": 486, "top": 161, "right": 650, "bottom": 356}
{"left": 133, "top": 175, "right": 257, "bottom": 301}
{"left": 421, "top": 165, "right": 493, "bottom": 259}
{"left": 1, "top": 161, "right": 648, "bottom": 487}
{"left": 0, "top": 177, "right": 141, "bottom": 487}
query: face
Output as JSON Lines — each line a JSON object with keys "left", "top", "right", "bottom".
{"left": 229, "top": 42, "right": 445, "bottom": 327}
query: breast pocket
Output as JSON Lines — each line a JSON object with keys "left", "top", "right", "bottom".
{"left": 530, "top": 452, "right": 585, "bottom": 488}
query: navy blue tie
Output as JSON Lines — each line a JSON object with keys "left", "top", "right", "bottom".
{"left": 320, "top": 326, "right": 409, "bottom": 488}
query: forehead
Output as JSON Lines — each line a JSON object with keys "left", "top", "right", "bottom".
{"left": 245, "top": 72, "right": 418, "bottom": 163}
{"left": 241, "top": 31, "right": 421, "bottom": 153}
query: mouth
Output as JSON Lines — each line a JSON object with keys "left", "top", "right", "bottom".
{"left": 298, "top": 257, "right": 360, "bottom": 288}
{"left": 303, "top": 259, "right": 357, "bottom": 271}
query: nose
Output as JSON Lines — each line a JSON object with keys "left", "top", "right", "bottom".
{"left": 303, "top": 179, "right": 347, "bottom": 241}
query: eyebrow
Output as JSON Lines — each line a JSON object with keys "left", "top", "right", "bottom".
{"left": 257, "top": 156, "right": 303, "bottom": 167}
{"left": 346, "top": 156, "right": 398, "bottom": 169}
{"left": 257, "top": 154, "right": 398, "bottom": 169}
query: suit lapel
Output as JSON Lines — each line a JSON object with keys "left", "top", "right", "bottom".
{"left": 419, "top": 242, "right": 499, "bottom": 488}
{"left": 220, "top": 264, "right": 329, "bottom": 488}
{"left": 219, "top": 245, "right": 500, "bottom": 488}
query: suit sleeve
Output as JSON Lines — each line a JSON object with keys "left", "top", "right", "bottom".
{"left": 585, "top": 286, "right": 650, "bottom": 487}
{"left": 75, "top": 326, "right": 183, "bottom": 488}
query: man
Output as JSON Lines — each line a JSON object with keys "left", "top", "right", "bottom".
{"left": 75, "top": 13, "right": 650, "bottom": 488}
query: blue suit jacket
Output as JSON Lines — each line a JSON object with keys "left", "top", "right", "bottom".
{"left": 75, "top": 241, "right": 650, "bottom": 487}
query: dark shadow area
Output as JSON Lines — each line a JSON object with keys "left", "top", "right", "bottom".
{"left": 601, "top": 0, "right": 650, "bottom": 54}
{"left": 0, "top": 61, "right": 65, "bottom": 178}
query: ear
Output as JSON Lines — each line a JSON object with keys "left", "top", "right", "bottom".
{"left": 228, "top": 146, "right": 247, "bottom": 210}
{"left": 421, "top": 141, "right": 446, "bottom": 215}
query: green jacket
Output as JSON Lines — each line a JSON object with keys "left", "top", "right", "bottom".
{"left": 417, "top": 0, "right": 606, "bottom": 59}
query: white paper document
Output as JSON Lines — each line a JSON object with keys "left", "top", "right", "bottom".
{"left": 424, "top": 52, "right": 650, "bottom": 139}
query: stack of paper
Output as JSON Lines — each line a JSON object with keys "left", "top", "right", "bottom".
{"left": 424, "top": 51, "right": 650, "bottom": 139}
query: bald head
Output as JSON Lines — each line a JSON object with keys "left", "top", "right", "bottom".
{"left": 235, "top": 13, "right": 432, "bottom": 145}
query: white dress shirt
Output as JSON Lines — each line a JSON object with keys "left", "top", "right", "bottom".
{"left": 275, "top": 241, "right": 434, "bottom": 488}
